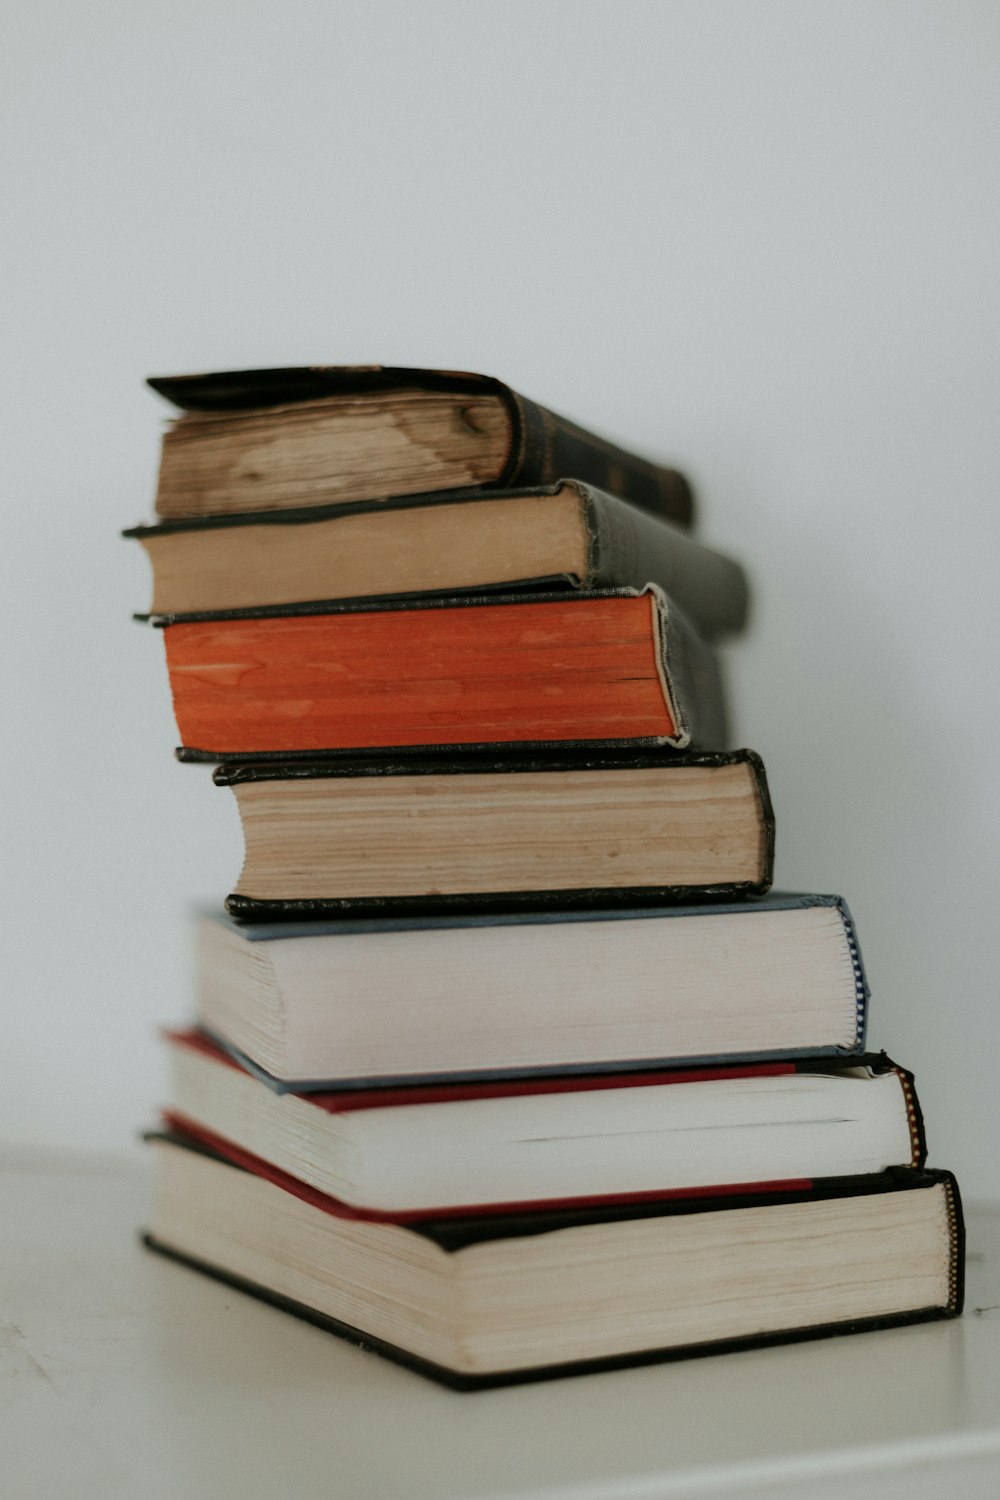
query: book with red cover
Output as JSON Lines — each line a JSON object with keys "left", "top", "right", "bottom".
{"left": 153, "top": 586, "right": 725, "bottom": 761}
{"left": 144, "top": 1129, "right": 964, "bottom": 1389}
{"left": 161, "top": 1028, "right": 926, "bottom": 1219}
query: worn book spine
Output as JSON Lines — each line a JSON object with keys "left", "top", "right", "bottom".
{"left": 580, "top": 483, "right": 747, "bottom": 637}
{"left": 505, "top": 391, "right": 693, "bottom": 527}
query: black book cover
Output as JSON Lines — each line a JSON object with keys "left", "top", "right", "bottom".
{"left": 147, "top": 365, "right": 695, "bottom": 528}
{"left": 143, "top": 1134, "right": 964, "bottom": 1391}
{"left": 126, "top": 479, "right": 747, "bottom": 640}
{"left": 214, "top": 747, "right": 775, "bottom": 919}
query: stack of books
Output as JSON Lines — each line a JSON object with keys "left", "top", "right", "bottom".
{"left": 128, "top": 365, "right": 963, "bottom": 1388}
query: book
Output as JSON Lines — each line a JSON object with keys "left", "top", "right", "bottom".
{"left": 144, "top": 1131, "right": 964, "bottom": 1388}
{"left": 192, "top": 892, "right": 861, "bottom": 1089}
{"left": 126, "top": 479, "right": 747, "bottom": 638}
{"left": 146, "top": 365, "right": 694, "bottom": 527}
{"left": 162, "top": 1029, "right": 924, "bottom": 1216}
{"left": 215, "top": 749, "right": 773, "bottom": 920}
{"left": 155, "top": 586, "right": 725, "bottom": 760}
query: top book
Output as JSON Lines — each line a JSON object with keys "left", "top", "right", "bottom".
{"left": 147, "top": 366, "right": 694, "bottom": 527}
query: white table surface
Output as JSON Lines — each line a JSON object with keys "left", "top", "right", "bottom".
{"left": 2, "top": 1145, "right": 998, "bottom": 1500}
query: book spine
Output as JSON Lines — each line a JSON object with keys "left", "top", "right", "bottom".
{"left": 505, "top": 393, "right": 694, "bottom": 528}
{"left": 580, "top": 483, "right": 749, "bottom": 639}
{"left": 827, "top": 900, "right": 868, "bottom": 1051}
{"left": 648, "top": 587, "right": 728, "bottom": 750}
{"left": 942, "top": 1172, "right": 966, "bottom": 1314}
{"left": 894, "top": 1065, "right": 928, "bottom": 1169}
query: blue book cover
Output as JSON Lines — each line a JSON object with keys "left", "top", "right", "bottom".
{"left": 190, "top": 892, "right": 870, "bottom": 1093}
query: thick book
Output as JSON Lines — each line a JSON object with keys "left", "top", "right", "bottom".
{"left": 147, "top": 365, "right": 694, "bottom": 527}
{"left": 126, "top": 479, "right": 747, "bottom": 638}
{"left": 192, "top": 892, "right": 861, "bottom": 1089}
{"left": 155, "top": 586, "right": 725, "bottom": 760}
{"left": 162, "top": 1029, "right": 925, "bottom": 1216}
{"left": 214, "top": 748, "right": 773, "bottom": 919}
{"left": 144, "top": 1132, "right": 964, "bottom": 1389}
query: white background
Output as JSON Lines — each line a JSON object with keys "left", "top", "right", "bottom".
{"left": 2, "top": 0, "right": 998, "bottom": 1198}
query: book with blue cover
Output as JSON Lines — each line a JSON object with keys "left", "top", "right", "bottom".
{"left": 193, "top": 892, "right": 868, "bottom": 1090}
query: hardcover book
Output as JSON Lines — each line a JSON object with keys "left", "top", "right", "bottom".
{"left": 126, "top": 479, "right": 747, "bottom": 637}
{"left": 162, "top": 1029, "right": 925, "bottom": 1216}
{"left": 192, "top": 892, "right": 863, "bottom": 1088}
{"left": 147, "top": 365, "right": 694, "bottom": 527}
{"left": 155, "top": 586, "right": 725, "bottom": 760}
{"left": 214, "top": 748, "right": 773, "bottom": 919}
{"left": 145, "top": 1131, "right": 964, "bottom": 1389}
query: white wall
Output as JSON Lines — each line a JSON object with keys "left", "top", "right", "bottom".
{"left": 3, "top": 0, "right": 999, "bottom": 1198}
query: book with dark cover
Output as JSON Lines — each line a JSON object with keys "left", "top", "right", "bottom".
{"left": 147, "top": 365, "right": 694, "bottom": 527}
{"left": 213, "top": 748, "right": 773, "bottom": 920}
{"left": 143, "top": 1130, "right": 965, "bottom": 1389}
{"left": 153, "top": 586, "right": 726, "bottom": 760}
{"left": 193, "top": 891, "right": 868, "bottom": 1090}
{"left": 125, "top": 479, "right": 747, "bottom": 638}
{"left": 162, "top": 1028, "right": 927, "bottom": 1217}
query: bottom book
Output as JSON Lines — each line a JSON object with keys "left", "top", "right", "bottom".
{"left": 144, "top": 1132, "right": 964, "bottom": 1389}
